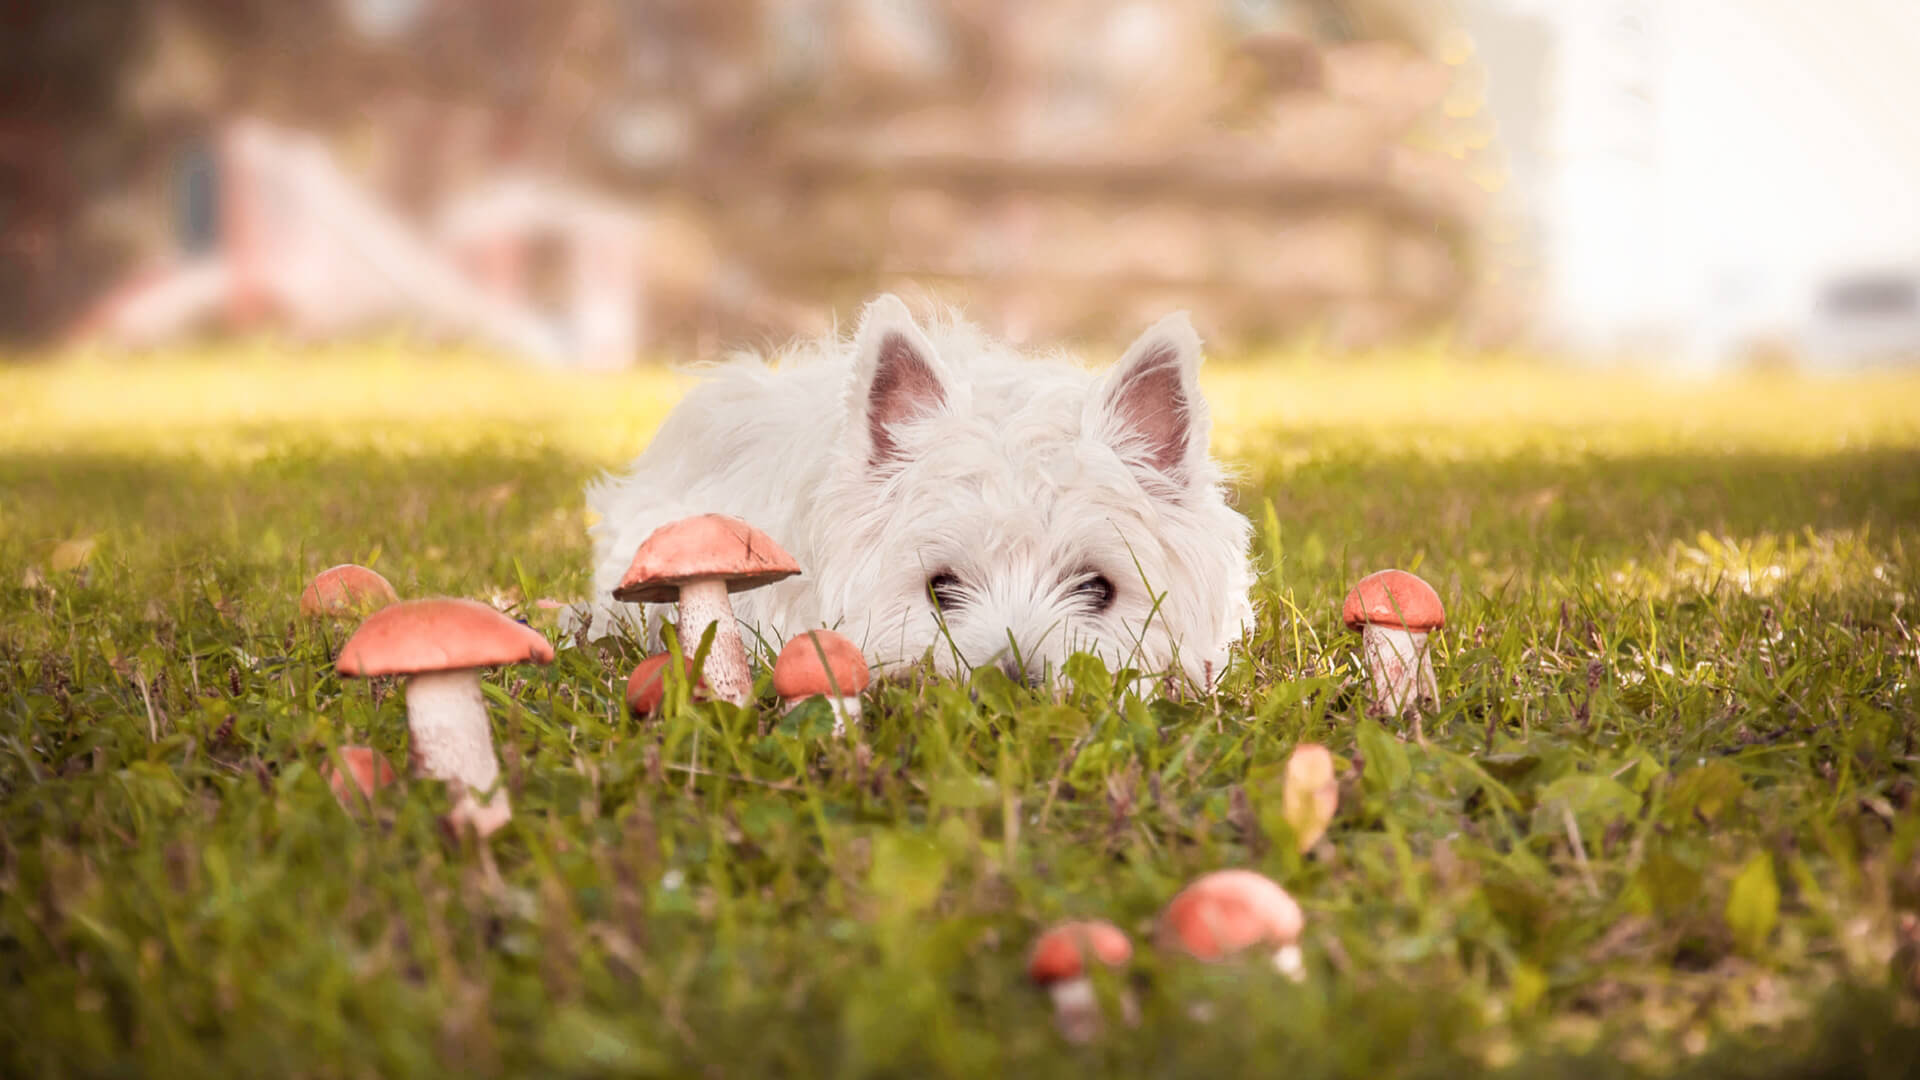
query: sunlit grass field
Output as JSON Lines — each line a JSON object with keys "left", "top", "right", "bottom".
{"left": 4, "top": 343, "right": 1919, "bottom": 1076}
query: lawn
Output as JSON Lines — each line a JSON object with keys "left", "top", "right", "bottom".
{"left": 3, "top": 343, "right": 1919, "bottom": 1077}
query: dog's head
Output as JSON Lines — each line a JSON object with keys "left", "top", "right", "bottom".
{"left": 809, "top": 296, "right": 1254, "bottom": 689}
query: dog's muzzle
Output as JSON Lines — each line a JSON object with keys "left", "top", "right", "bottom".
{"left": 995, "top": 657, "right": 1046, "bottom": 689}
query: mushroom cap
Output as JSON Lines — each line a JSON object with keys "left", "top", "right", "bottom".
{"left": 1283, "top": 743, "right": 1340, "bottom": 850}
{"left": 625, "top": 653, "right": 704, "bottom": 714}
{"left": 1341, "top": 569, "right": 1445, "bottom": 632}
{"left": 614, "top": 514, "right": 801, "bottom": 603}
{"left": 300, "top": 564, "right": 398, "bottom": 617}
{"left": 336, "top": 598, "right": 554, "bottom": 677}
{"left": 1028, "top": 920, "right": 1133, "bottom": 984}
{"left": 772, "top": 630, "right": 871, "bottom": 699}
{"left": 1158, "top": 870, "right": 1305, "bottom": 961}
{"left": 1286, "top": 742, "right": 1336, "bottom": 792}
{"left": 322, "top": 746, "right": 398, "bottom": 807}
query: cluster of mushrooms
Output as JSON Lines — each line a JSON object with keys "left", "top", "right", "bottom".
{"left": 300, "top": 515, "right": 1449, "bottom": 1042}
{"left": 1027, "top": 570, "right": 1445, "bottom": 1041}
{"left": 1031, "top": 746, "right": 1329, "bottom": 1043}
{"left": 302, "top": 513, "right": 876, "bottom": 832}
{"left": 610, "top": 515, "right": 869, "bottom": 729}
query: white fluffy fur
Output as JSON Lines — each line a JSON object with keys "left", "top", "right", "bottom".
{"left": 576, "top": 295, "right": 1254, "bottom": 688}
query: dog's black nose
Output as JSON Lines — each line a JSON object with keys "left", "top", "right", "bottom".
{"left": 996, "top": 658, "right": 1044, "bottom": 688}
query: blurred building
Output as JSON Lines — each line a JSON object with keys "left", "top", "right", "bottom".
{"left": 19, "top": 0, "right": 1525, "bottom": 360}
{"left": 612, "top": 0, "right": 1499, "bottom": 349}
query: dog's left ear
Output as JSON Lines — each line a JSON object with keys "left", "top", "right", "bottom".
{"left": 1090, "top": 312, "right": 1210, "bottom": 490}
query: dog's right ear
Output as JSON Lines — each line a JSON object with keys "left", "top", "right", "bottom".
{"left": 844, "top": 294, "right": 954, "bottom": 468}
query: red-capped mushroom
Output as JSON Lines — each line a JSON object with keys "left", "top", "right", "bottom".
{"left": 337, "top": 598, "right": 553, "bottom": 837}
{"left": 300, "top": 564, "right": 398, "bottom": 618}
{"left": 1283, "top": 742, "right": 1338, "bottom": 853}
{"left": 1158, "top": 869, "right": 1307, "bottom": 979}
{"left": 1342, "top": 569, "right": 1445, "bottom": 730}
{"left": 771, "top": 630, "right": 870, "bottom": 734}
{"left": 321, "top": 745, "right": 399, "bottom": 813}
{"left": 1028, "top": 920, "right": 1133, "bottom": 1043}
{"left": 614, "top": 514, "right": 802, "bottom": 707}
{"left": 625, "top": 653, "right": 704, "bottom": 716}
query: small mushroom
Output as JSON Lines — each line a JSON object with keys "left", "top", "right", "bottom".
{"left": 771, "top": 630, "right": 871, "bottom": 734}
{"left": 625, "top": 653, "right": 704, "bottom": 717}
{"left": 614, "top": 514, "right": 802, "bottom": 707}
{"left": 337, "top": 598, "right": 553, "bottom": 837}
{"left": 1342, "top": 569, "right": 1445, "bottom": 732}
{"left": 1282, "top": 743, "right": 1338, "bottom": 853}
{"left": 300, "top": 564, "right": 399, "bottom": 618}
{"left": 1158, "top": 869, "right": 1307, "bottom": 980}
{"left": 321, "top": 746, "right": 399, "bottom": 813}
{"left": 1028, "top": 920, "right": 1133, "bottom": 1043}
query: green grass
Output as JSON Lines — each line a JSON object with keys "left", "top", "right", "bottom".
{"left": 4, "top": 344, "right": 1920, "bottom": 1077}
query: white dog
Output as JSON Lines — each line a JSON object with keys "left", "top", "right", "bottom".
{"left": 578, "top": 294, "right": 1254, "bottom": 688}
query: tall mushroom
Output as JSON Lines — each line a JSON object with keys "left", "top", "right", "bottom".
{"left": 337, "top": 598, "right": 553, "bottom": 837}
{"left": 1027, "top": 920, "right": 1133, "bottom": 1044}
{"left": 772, "top": 630, "right": 870, "bottom": 734}
{"left": 1342, "top": 569, "right": 1445, "bottom": 731}
{"left": 613, "top": 514, "right": 801, "bottom": 707}
{"left": 300, "top": 564, "right": 398, "bottom": 618}
{"left": 1158, "top": 869, "right": 1307, "bottom": 980}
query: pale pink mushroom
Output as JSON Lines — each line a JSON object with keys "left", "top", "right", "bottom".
{"left": 1158, "top": 869, "right": 1307, "bottom": 980}
{"left": 1283, "top": 742, "right": 1339, "bottom": 852}
{"left": 1343, "top": 569, "right": 1445, "bottom": 732}
{"left": 771, "top": 630, "right": 871, "bottom": 735}
{"left": 337, "top": 598, "right": 553, "bottom": 837}
{"left": 321, "top": 746, "right": 399, "bottom": 813}
{"left": 300, "top": 564, "right": 398, "bottom": 618}
{"left": 614, "top": 515, "right": 801, "bottom": 707}
{"left": 625, "top": 653, "right": 705, "bottom": 717}
{"left": 1027, "top": 920, "right": 1134, "bottom": 1043}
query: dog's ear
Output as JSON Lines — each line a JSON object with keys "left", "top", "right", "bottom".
{"left": 1090, "top": 311, "right": 1210, "bottom": 490}
{"left": 845, "top": 294, "right": 953, "bottom": 468}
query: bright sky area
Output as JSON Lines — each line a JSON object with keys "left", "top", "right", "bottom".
{"left": 1487, "top": 0, "right": 1920, "bottom": 356}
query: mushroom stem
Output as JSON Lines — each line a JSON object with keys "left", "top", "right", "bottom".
{"left": 785, "top": 695, "right": 863, "bottom": 736}
{"left": 1359, "top": 624, "right": 1437, "bottom": 719}
{"left": 1047, "top": 977, "right": 1101, "bottom": 1044}
{"left": 1273, "top": 943, "right": 1306, "bottom": 981}
{"left": 830, "top": 696, "right": 861, "bottom": 736}
{"left": 403, "top": 669, "right": 511, "bottom": 836}
{"left": 675, "top": 578, "right": 752, "bottom": 706}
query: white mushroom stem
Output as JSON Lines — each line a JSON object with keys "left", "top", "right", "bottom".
{"left": 676, "top": 579, "right": 753, "bottom": 706}
{"left": 403, "top": 669, "right": 511, "bottom": 836}
{"left": 1359, "top": 624, "right": 1437, "bottom": 717}
{"left": 1273, "top": 943, "right": 1306, "bottom": 981}
{"left": 1046, "top": 977, "right": 1101, "bottom": 1044}
{"left": 783, "top": 695, "right": 863, "bottom": 736}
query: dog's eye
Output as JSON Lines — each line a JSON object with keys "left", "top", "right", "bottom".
{"left": 1074, "top": 574, "right": 1116, "bottom": 611}
{"left": 927, "top": 572, "right": 964, "bottom": 611}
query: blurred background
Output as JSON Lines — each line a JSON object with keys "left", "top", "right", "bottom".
{"left": 5, "top": 0, "right": 1918, "bottom": 369}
